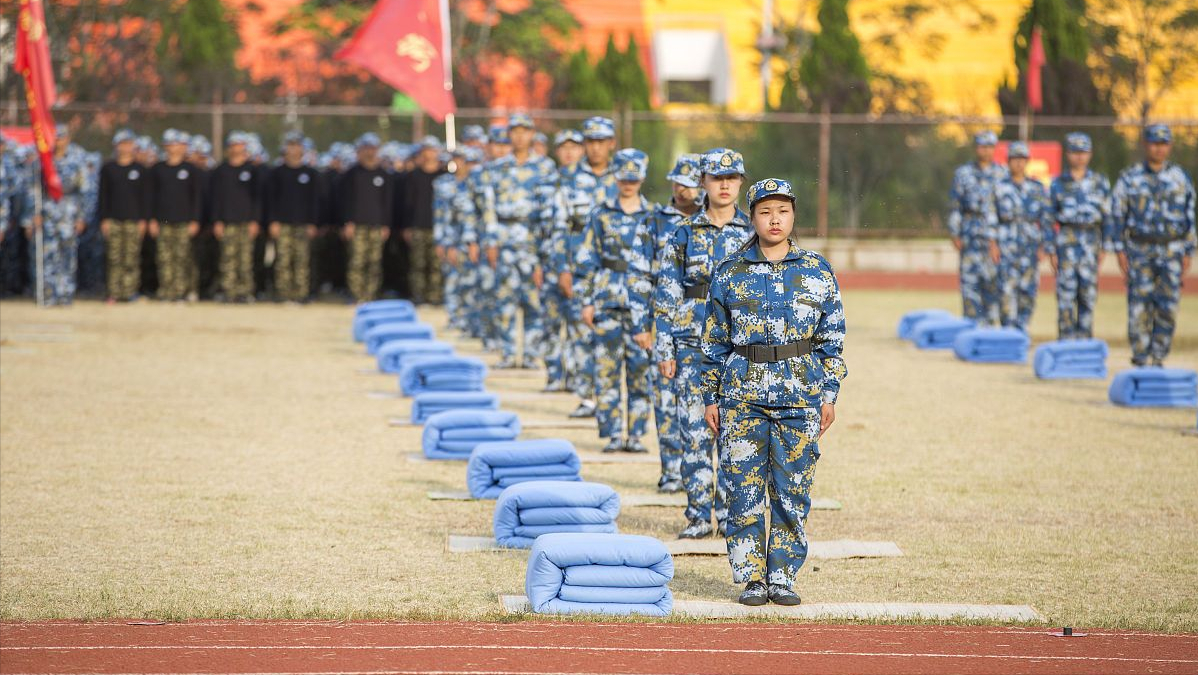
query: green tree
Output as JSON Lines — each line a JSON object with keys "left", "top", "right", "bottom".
{"left": 561, "top": 49, "right": 611, "bottom": 110}
{"left": 798, "top": 0, "right": 870, "bottom": 114}
{"left": 155, "top": 0, "right": 241, "bottom": 103}
{"left": 621, "top": 35, "right": 652, "bottom": 111}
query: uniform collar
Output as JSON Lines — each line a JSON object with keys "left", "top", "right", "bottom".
{"left": 604, "top": 194, "right": 651, "bottom": 215}
{"left": 691, "top": 205, "right": 750, "bottom": 228}
{"left": 742, "top": 238, "right": 802, "bottom": 264}
{"left": 581, "top": 160, "right": 612, "bottom": 178}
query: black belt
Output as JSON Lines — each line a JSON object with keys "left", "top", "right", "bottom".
{"left": 1129, "top": 231, "right": 1185, "bottom": 244}
{"left": 1058, "top": 221, "right": 1101, "bottom": 228}
{"left": 734, "top": 341, "right": 812, "bottom": 363}
{"left": 683, "top": 284, "right": 709, "bottom": 299}
{"left": 601, "top": 259, "right": 628, "bottom": 272}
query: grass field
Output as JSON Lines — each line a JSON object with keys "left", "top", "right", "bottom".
{"left": 1, "top": 290, "right": 1195, "bottom": 631}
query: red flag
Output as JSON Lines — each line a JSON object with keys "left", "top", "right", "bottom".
{"left": 335, "top": 0, "right": 455, "bottom": 122}
{"left": 1026, "top": 26, "right": 1045, "bottom": 113}
{"left": 13, "top": 0, "right": 62, "bottom": 201}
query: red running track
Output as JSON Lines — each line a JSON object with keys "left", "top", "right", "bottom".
{"left": 2, "top": 621, "right": 1197, "bottom": 675}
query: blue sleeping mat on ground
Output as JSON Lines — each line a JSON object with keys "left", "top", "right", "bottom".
{"left": 353, "top": 307, "right": 416, "bottom": 342}
{"left": 356, "top": 299, "right": 415, "bottom": 316}
{"left": 897, "top": 309, "right": 956, "bottom": 340}
{"left": 952, "top": 327, "right": 1030, "bottom": 363}
{"left": 911, "top": 318, "right": 975, "bottom": 349}
{"left": 1033, "top": 339, "right": 1108, "bottom": 379}
{"left": 411, "top": 392, "right": 499, "bottom": 424}
{"left": 377, "top": 340, "right": 454, "bottom": 374}
{"left": 467, "top": 439, "right": 582, "bottom": 499}
{"left": 525, "top": 533, "right": 673, "bottom": 617}
{"left": 494, "top": 481, "right": 620, "bottom": 549}
{"left": 422, "top": 410, "right": 521, "bottom": 460}
{"left": 365, "top": 322, "right": 435, "bottom": 355}
{"left": 399, "top": 355, "right": 487, "bottom": 396}
{"left": 1109, "top": 368, "right": 1198, "bottom": 407}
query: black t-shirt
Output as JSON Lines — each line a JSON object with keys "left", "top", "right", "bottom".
{"left": 266, "top": 164, "right": 321, "bottom": 225}
{"left": 402, "top": 167, "right": 444, "bottom": 230}
{"left": 148, "top": 160, "right": 203, "bottom": 223}
{"left": 337, "top": 164, "right": 392, "bottom": 227}
{"left": 208, "top": 162, "right": 262, "bottom": 223}
{"left": 97, "top": 160, "right": 149, "bottom": 221}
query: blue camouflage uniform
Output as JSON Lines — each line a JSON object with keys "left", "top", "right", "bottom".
{"left": 650, "top": 148, "right": 754, "bottom": 534}
{"left": 538, "top": 129, "right": 586, "bottom": 391}
{"left": 1049, "top": 132, "right": 1111, "bottom": 340}
{"left": 948, "top": 131, "right": 1006, "bottom": 325}
{"left": 649, "top": 153, "right": 702, "bottom": 487}
{"left": 702, "top": 177, "right": 846, "bottom": 591}
{"left": 476, "top": 114, "right": 556, "bottom": 364}
{"left": 434, "top": 146, "right": 483, "bottom": 331}
{"left": 552, "top": 117, "right": 619, "bottom": 404}
{"left": 1, "top": 137, "right": 34, "bottom": 296}
{"left": 465, "top": 125, "right": 508, "bottom": 349}
{"left": 33, "top": 128, "right": 90, "bottom": 305}
{"left": 576, "top": 149, "right": 656, "bottom": 445}
{"left": 994, "top": 141, "right": 1052, "bottom": 331}
{"left": 1108, "top": 125, "right": 1196, "bottom": 366}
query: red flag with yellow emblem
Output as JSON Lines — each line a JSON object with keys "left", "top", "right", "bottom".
{"left": 13, "top": 0, "right": 62, "bottom": 200}
{"left": 335, "top": 0, "right": 456, "bottom": 122}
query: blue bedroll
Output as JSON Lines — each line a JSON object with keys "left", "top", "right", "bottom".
{"left": 411, "top": 391, "right": 499, "bottom": 424}
{"left": 467, "top": 439, "right": 582, "bottom": 499}
{"left": 399, "top": 355, "right": 487, "bottom": 396}
{"left": 494, "top": 481, "right": 620, "bottom": 549}
{"left": 355, "top": 299, "right": 415, "bottom": 317}
{"left": 1033, "top": 339, "right": 1109, "bottom": 379}
{"left": 377, "top": 340, "right": 454, "bottom": 374}
{"left": 422, "top": 410, "right": 521, "bottom": 460}
{"left": 952, "top": 327, "right": 1030, "bottom": 363}
{"left": 352, "top": 307, "right": 416, "bottom": 342}
{"left": 365, "top": 321, "right": 435, "bottom": 355}
{"left": 911, "top": 318, "right": 975, "bottom": 350}
{"left": 897, "top": 309, "right": 955, "bottom": 340}
{"left": 1109, "top": 368, "right": 1198, "bottom": 408}
{"left": 525, "top": 533, "right": 673, "bottom": 617}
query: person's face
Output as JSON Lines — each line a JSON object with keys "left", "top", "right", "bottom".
{"left": 752, "top": 196, "right": 795, "bottom": 246}
{"left": 417, "top": 147, "right": 440, "bottom": 170}
{"left": 533, "top": 140, "right": 548, "bottom": 156}
{"left": 702, "top": 173, "right": 744, "bottom": 209}
{"left": 488, "top": 143, "right": 511, "bottom": 160}
{"left": 618, "top": 179, "right": 642, "bottom": 199}
{"left": 1146, "top": 141, "right": 1171, "bottom": 165}
{"left": 584, "top": 138, "right": 613, "bottom": 166}
{"left": 284, "top": 142, "right": 304, "bottom": 164}
{"left": 975, "top": 144, "right": 995, "bottom": 164}
{"left": 357, "top": 145, "right": 379, "bottom": 167}
{"left": 55, "top": 136, "right": 70, "bottom": 158}
{"left": 555, "top": 142, "right": 583, "bottom": 167}
{"left": 164, "top": 142, "right": 187, "bottom": 163}
{"left": 115, "top": 140, "right": 135, "bottom": 161}
{"left": 1066, "top": 150, "right": 1091, "bottom": 171}
{"left": 672, "top": 182, "right": 699, "bottom": 207}
{"left": 1008, "top": 157, "right": 1028, "bottom": 177}
{"left": 510, "top": 126, "right": 534, "bottom": 152}
{"left": 226, "top": 143, "right": 247, "bottom": 164}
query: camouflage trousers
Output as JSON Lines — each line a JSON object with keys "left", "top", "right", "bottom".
{"left": 1126, "top": 241, "right": 1184, "bottom": 366}
{"left": 653, "top": 358, "right": 682, "bottom": 484}
{"left": 539, "top": 275, "right": 569, "bottom": 387}
{"left": 720, "top": 398, "right": 820, "bottom": 588}
{"left": 678, "top": 339, "right": 728, "bottom": 527}
{"left": 566, "top": 297, "right": 598, "bottom": 400}
{"left": 494, "top": 247, "right": 544, "bottom": 361}
{"left": 105, "top": 220, "right": 142, "bottom": 301}
{"left": 347, "top": 227, "right": 386, "bottom": 302}
{"left": 156, "top": 223, "right": 195, "bottom": 301}
{"left": 593, "top": 309, "right": 653, "bottom": 439}
{"left": 996, "top": 225, "right": 1041, "bottom": 331}
{"left": 274, "top": 223, "right": 311, "bottom": 302}
{"left": 220, "top": 222, "right": 255, "bottom": 301}
{"left": 476, "top": 261, "right": 501, "bottom": 348}
{"left": 456, "top": 259, "right": 482, "bottom": 337}
{"left": 959, "top": 234, "right": 999, "bottom": 326}
{"left": 442, "top": 255, "right": 462, "bottom": 327}
{"left": 1054, "top": 230, "right": 1100, "bottom": 340}
{"left": 33, "top": 225, "right": 77, "bottom": 305}
{"left": 407, "top": 228, "right": 442, "bottom": 304}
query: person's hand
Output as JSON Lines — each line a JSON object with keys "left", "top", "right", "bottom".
{"left": 951, "top": 237, "right": 962, "bottom": 251}
{"left": 74, "top": 219, "right": 86, "bottom": 236}
{"left": 381, "top": 226, "right": 391, "bottom": 241}
{"left": 1117, "top": 252, "right": 1129, "bottom": 279}
{"left": 704, "top": 404, "right": 720, "bottom": 434}
{"left": 532, "top": 266, "right": 544, "bottom": 289}
{"left": 402, "top": 229, "right": 414, "bottom": 245}
{"left": 819, "top": 403, "right": 836, "bottom": 439}
{"left": 269, "top": 221, "right": 281, "bottom": 239}
{"left": 1048, "top": 253, "right": 1058, "bottom": 274}
{"left": 989, "top": 240, "right": 1000, "bottom": 264}
{"left": 633, "top": 332, "right": 652, "bottom": 351}
{"left": 305, "top": 224, "right": 317, "bottom": 239}
{"left": 248, "top": 221, "right": 260, "bottom": 238}
{"left": 1097, "top": 251, "right": 1104, "bottom": 271}
{"left": 212, "top": 222, "right": 224, "bottom": 239}
{"left": 486, "top": 246, "right": 498, "bottom": 268}
{"left": 343, "top": 222, "right": 355, "bottom": 240}
{"left": 101, "top": 219, "right": 112, "bottom": 238}
{"left": 1184, "top": 256, "right": 1193, "bottom": 276}
{"left": 581, "top": 304, "right": 595, "bottom": 327}
{"left": 558, "top": 270, "right": 574, "bottom": 298}
{"left": 137, "top": 220, "right": 147, "bottom": 237}
{"left": 447, "top": 248, "right": 460, "bottom": 266}
{"left": 659, "top": 359, "right": 676, "bottom": 379}
{"left": 468, "top": 243, "right": 480, "bottom": 264}
{"left": 435, "top": 245, "right": 446, "bottom": 261}
{"left": 32, "top": 215, "right": 43, "bottom": 230}
{"left": 148, "top": 220, "right": 160, "bottom": 238}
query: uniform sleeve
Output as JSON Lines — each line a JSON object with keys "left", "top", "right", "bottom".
{"left": 1036, "top": 184, "right": 1052, "bottom": 254}
{"left": 574, "top": 207, "right": 600, "bottom": 307}
{"left": 478, "top": 173, "right": 499, "bottom": 249}
{"left": 190, "top": 169, "right": 204, "bottom": 222}
{"left": 1098, "top": 175, "right": 1115, "bottom": 252}
{"left": 1183, "top": 172, "right": 1196, "bottom": 256}
{"left": 628, "top": 213, "right": 655, "bottom": 334}
{"left": 947, "top": 169, "right": 965, "bottom": 239}
{"left": 432, "top": 181, "right": 451, "bottom": 247}
{"left": 97, "top": 165, "right": 112, "bottom": 222}
{"left": 814, "top": 264, "right": 848, "bottom": 405}
{"left": 1106, "top": 174, "right": 1128, "bottom": 254}
{"left": 549, "top": 185, "right": 570, "bottom": 275}
{"left": 700, "top": 268, "right": 732, "bottom": 406}
{"left": 534, "top": 168, "right": 558, "bottom": 269}
{"left": 653, "top": 227, "right": 686, "bottom": 363}
{"left": 459, "top": 178, "right": 479, "bottom": 245}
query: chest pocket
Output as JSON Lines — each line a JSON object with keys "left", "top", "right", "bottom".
{"left": 729, "top": 298, "right": 764, "bottom": 340}
{"left": 789, "top": 293, "right": 823, "bottom": 339}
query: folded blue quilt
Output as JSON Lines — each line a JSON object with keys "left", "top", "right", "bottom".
{"left": 422, "top": 410, "right": 521, "bottom": 460}
{"left": 1109, "top": 368, "right": 1198, "bottom": 407}
{"left": 525, "top": 533, "right": 673, "bottom": 617}
{"left": 399, "top": 355, "right": 487, "bottom": 396}
{"left": 355, "top": 299, "right": 415, "bottom": 317}
{"left": 411, "top": 391, "right": 499, "bottom": 424}
{"left": 494, "top": 481, "right": 619, "bottom": 549}
{"left": 377, "top": 340, "right": 455, "bottom": 374}
{"left": 911, "top": 318, "right": 975, "bottom": 349}
{"left": 467, "top": 439, "right": 582, "bottom": 499}
{"left": 952, "top": 327, "right": 1030, "bottom": 363}
{"left": 353, "top": 308, "right": 416, "bottom": 342}
{"left": 365, "top": 322, "right": 435, "bottom": 355}
{"left": 897, "top": 309, "right": 956, "bottom": 340}
{"left": 1033, "top": 339, "right": 1109, "bottom": 379}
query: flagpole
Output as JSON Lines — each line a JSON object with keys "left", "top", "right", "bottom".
{"left": 439, "top": 0, "right": 455, "bottom": 150}
{"left": 34, "top": 178, "right": 45, "bottom": 308}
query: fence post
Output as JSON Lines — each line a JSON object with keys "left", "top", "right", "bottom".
{"left": 211, "top": 90, "right": 224, "bottom": 163}
{"left": 817, "top": 100, "right": 830, "bottom": 239}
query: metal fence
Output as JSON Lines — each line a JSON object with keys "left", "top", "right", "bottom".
{"left": 4, "top": 102, "right": 1196, "bottom": 238}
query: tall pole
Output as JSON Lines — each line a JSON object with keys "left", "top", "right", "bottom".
{"left": 817, "top": 99, "right": 831, "bottom": 239}
{"left": 440, "top": 0, "right": 456, "bottom": 149}
{"left": 34, "top": 179, "right": 44, "bottom": 308}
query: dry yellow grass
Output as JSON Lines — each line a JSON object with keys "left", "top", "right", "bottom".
{"left": 0, "top": 290, "right": 1195, "bottom": 630}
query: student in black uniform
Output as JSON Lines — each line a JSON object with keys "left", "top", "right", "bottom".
{"left": 402, "top": 136, "right": 446, "bottom": 304}
{"left": 209, "top": 132, "right": 262, "bottom": 303}
{"left": 267, "top": 131, "right": 322, "bottom": 303}
{"left": 98, "top": 129, "right": 149, "bottom": 303}
{"left": 148, "top": 129, "right": 203, "bottom": 301}
{"left": 338, "top": 133, "right": 393, "bottom": 302}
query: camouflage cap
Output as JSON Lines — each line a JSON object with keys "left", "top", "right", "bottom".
{"left": 612, "top": 148, "right": 649, "bottom": 182}
{"left": 554, "top": 129, "right": 583, "bottom": 147}
{"left": 1007, "top": 141, "right": 1030, "bottom": 159}
{"left": 418, "top": 135, "right": 443, "bottom": 150}
{"left": 281, "top": 130, "right": 305, "bottom": 147}
{"left": 666, "top": 153, "right": 702, "bottom": 188}
{"left": 112, "top": 128, "right": 137, "bottom": 146}
{"left": 461, "top": 125, "right": 487, "bottom": 143}
{"left": 582, "top": 116, "right": 615, "bottom": 140}
{"left": 462, "top": 146, "right": 485, "bottom": 164}
{"left": 488, "top": 124, "right": 510, "bottom": 145}
{"left": 974, "top": 130, "right": 998, "bottom": 146}
{"left": 1144, "top": 124, "right": 1172, "bottom": 144}
{"left": 163, "top": 128, "right": 191, "bottom": 146}
{"left": 1065, "top": 132, "right": 1092, "bottom": 153}
{"left": 189, "top": 135, "right": 212, "bottom": 155}
{"left": 225, "top": 130, "right": 249, "bottom": 147}
{"left": 746, "top": 177, "right": 796, "bottom": 210}
{"left": 508, "top": 112, "right": 535, "bottom": 130}
{"left": 355, "top": 132, "right": 382, "bottom": 149}
{"left": 701, "top": 147, "right": 746, "bottom": 177}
